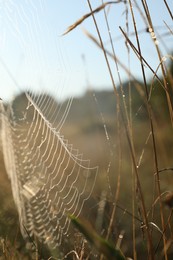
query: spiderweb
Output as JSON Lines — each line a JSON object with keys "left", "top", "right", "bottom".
{"left": 0, "top": 0, "right": 98, "bottom": 248}
{"left": 0, "top": 92, "right": 98, "bottom": 248}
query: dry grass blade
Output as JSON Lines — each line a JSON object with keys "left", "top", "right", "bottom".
{"left": 164, "top": 21, "right": 173, "bottom": 35}
{"left": 158, "top": 167, "right": 173, "bottom": 173}
{"left": 84, "top": 1, "right": 155, "bottom": 257}
{"left": 82, "top": 28, "right": 150, "bottom": 108}
{"left": 148, "top": 222, "right": 163, "bottom": 235}
{"left": 141, "top": 0, "right": 173, "bottom": 126}
{"left": 82, "top": 28, "right": 138, "bottom": 82}
{"left": 63, "top": 250, "right": 80, "bottom": 260}
{"left": 154, "top": 210, "right": 173, "bottom": 256}
{"left": 86, "top": 0, "right": 119, "bottom": 97}
{"left": 119, "top": 27, "right": 165, "bottom": 92}
{"left": 105, "top": 25, "right": 172, "bottom": 45}
{"left": 62, "top": 1, "right": 121, "bottom": 35}
{"left": 163, "top": 0, "right": 173, "bottom": 20}
{"left": 128, "top": 1, "right": 158, "bottom": 257}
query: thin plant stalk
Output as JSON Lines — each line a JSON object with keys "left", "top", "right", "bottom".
{"left": 87, "top": 1, "right": 155, "bottom": 258}
{"left": 128, "top": 0, "right": 168, "bottom": 259}
{"left": 163, "top": 0, "right": 173, "bottom": 20}
{"left": 141, "top": 0, "right": 173, "bottom": 126}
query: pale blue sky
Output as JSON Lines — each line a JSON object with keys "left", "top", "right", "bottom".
{"left": 0, "top": 0, "right": 172, "bottom": 101}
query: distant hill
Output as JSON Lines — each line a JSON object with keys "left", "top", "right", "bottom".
{"left": 11, "top": 89, "right": 117, "bottom": 122}
{"left": 10, "top": 78, "right": 171, "bottom": 138}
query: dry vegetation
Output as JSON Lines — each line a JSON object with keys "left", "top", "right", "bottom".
{"left": 0, "top": 0, "right": 173, "bottom": 259}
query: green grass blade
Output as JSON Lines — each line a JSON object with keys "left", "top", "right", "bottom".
{"left": 69, "top": 215, "right": 126, "bottom": 260}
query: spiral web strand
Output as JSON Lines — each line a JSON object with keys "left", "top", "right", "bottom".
{"left": 0, "top": 93, "right": 98, "bottom": 248}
